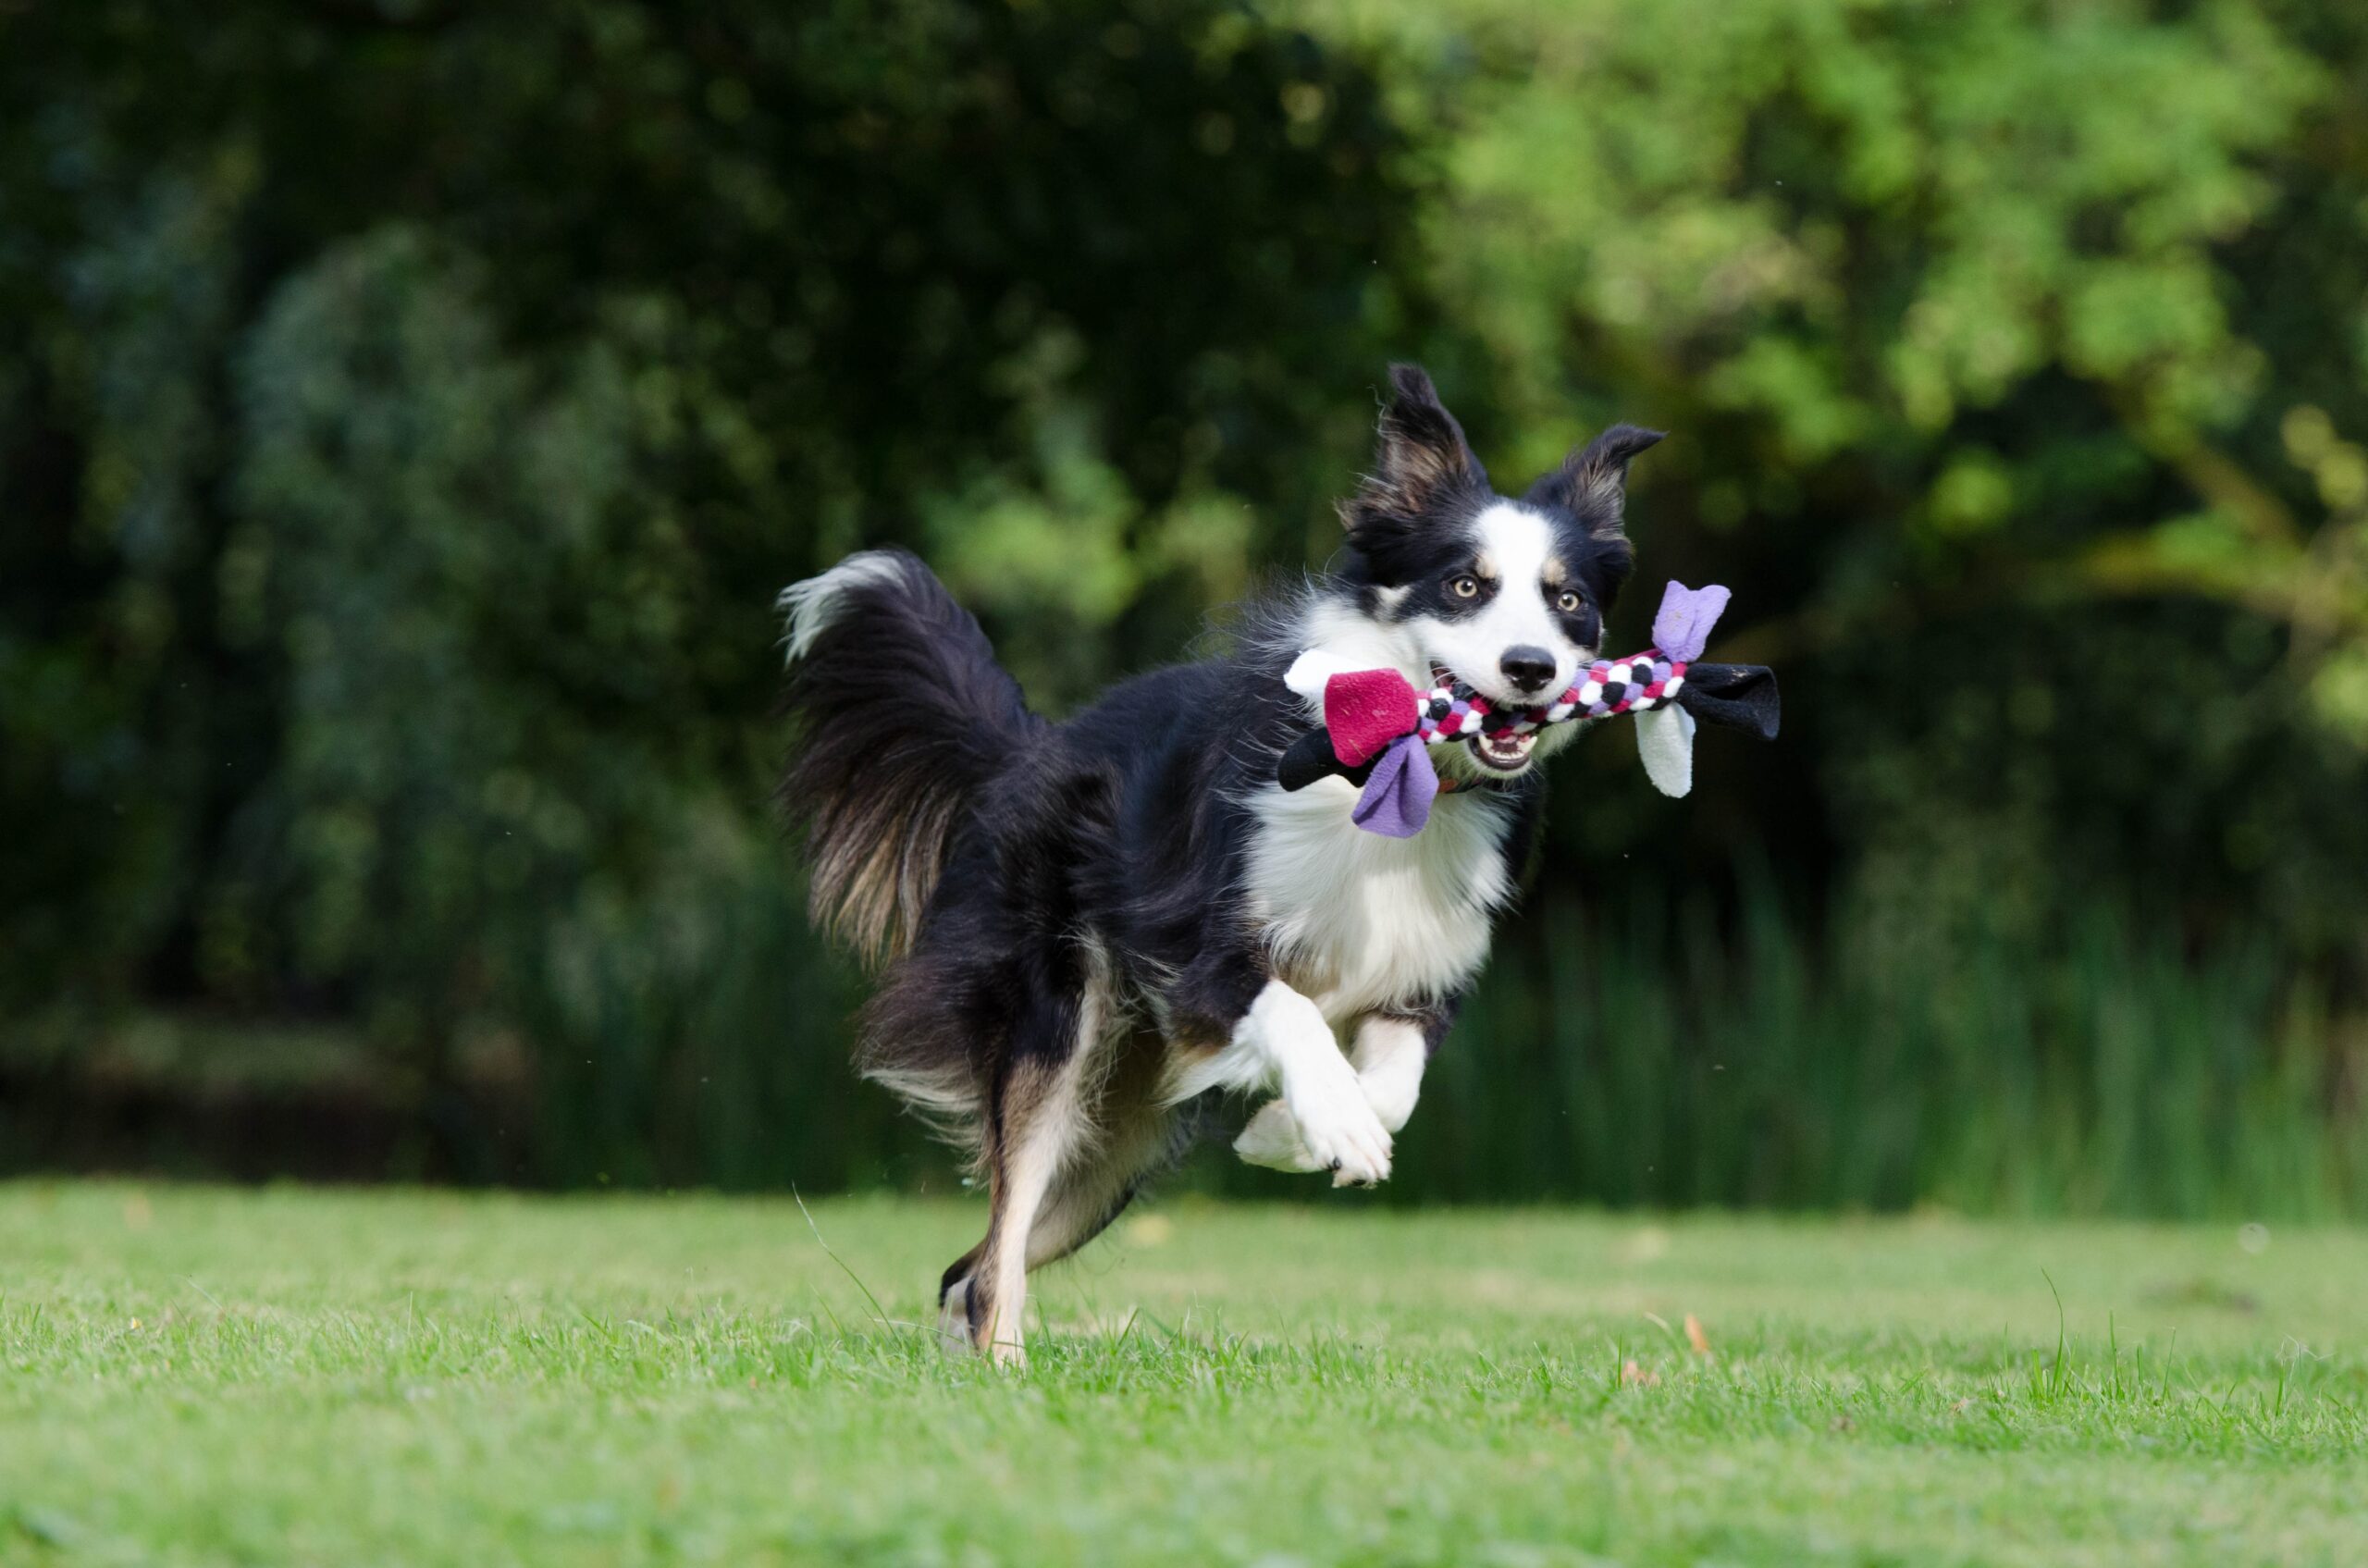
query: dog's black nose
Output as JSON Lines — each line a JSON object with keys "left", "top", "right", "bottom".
{"left": 1499, "top": 646, "right": 1557, "bottom": 695}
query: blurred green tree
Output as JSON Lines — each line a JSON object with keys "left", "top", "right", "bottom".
{"left": 5, "top": 0, "right": 2368, "bottom": 1205}
{"left": 0, "top": 0, "right": 1415, "bottom": 1178}
{"left": 1295, "top": 0, "right": 2368, "bottom": 959}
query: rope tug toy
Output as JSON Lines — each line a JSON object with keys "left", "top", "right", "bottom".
{"left": 1275, "top": 581, "right": 1781, "bottom": 836}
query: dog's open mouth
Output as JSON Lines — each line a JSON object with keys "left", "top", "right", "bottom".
{"left": 1468, "top": 730, "right": 1536, "bottom": 772}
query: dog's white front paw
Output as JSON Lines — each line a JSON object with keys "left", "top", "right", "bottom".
{"left": 1283, "top": 1053, "right": 1393, "bottom": 1185}
{"left": 1232, "top": 1099, "right": 1325, "bottom": 1171}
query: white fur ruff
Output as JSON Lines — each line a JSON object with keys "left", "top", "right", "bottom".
{"left": 1243, "top": 774, "right": 1513, "bottom": 1023}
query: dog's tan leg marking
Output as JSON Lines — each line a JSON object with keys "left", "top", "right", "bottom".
{"left": 1020, "top": 1035, "right": 1176, "bottom": 1270}
{"left": 979, "top": 1090, "right": 1068, "bottom": 1365}
{"left": 973, "top": 980, "right": 1108, "bottom": 1367}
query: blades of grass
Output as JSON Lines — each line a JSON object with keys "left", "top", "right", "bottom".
{"left": 2042, "top": 1269, "right": 2069, "bottom": 1399}
{"left": 790, "top": 1185, "right": 898, "bottom": 1338}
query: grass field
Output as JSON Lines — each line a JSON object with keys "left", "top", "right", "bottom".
{"left": 2, "top": 1185, "right": 2363, "bottom": 1565}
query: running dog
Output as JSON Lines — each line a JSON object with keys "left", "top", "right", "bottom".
{"left": 777, "top": 365, "right": 1658, "bottom": 1362}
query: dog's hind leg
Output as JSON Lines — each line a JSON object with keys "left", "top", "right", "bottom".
{"left": 971, "top": 1057, "right": 1091, "bottom": 1365}
{"left": 1018, "top": 1031, "right": 1185, "bottom": 1271}
{"left": 955, "top": 961, "right": 1115, "bottom": 1367}
{"left": 939, "top": 1030, "right": 1178, "bottom": 1356}
{"left": 935, "top": 1241, "right": 987, "bottom": 1353}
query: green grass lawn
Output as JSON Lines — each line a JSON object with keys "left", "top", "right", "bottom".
{"left": 2, "top": 1184, "right": 2363, "bottom": 1566}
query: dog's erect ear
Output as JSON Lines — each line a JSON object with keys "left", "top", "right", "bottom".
{"left": 1340, "top": 364, "right": 1487, "bottom": 543}
{"left": 1528, "top": 423, "right": 1664, "bottom": 543}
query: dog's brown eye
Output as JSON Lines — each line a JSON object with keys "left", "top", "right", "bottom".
{"left": 1556, "top": 590, "right": 1582, "bottom": 613}
{"left": 1449, "top": 574, "right": 1480, "bottom": 599}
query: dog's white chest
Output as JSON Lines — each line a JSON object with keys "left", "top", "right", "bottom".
{"left": 1243, "top": 780, "right": 1513, "bottom": 1020}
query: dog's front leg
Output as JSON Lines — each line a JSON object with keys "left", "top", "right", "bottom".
{"left": 1219, "top": 981, "right": 1393, "bottom": 1185}
{"left": 1348, "top": 1014, "right": 1428, "bottom": 1133}
{"left": 1234, "top": 1012, "right": 1431, "bottom": 1181}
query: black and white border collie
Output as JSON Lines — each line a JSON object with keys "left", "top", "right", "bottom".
{"left": 778, "top": 365, "right": 1659, "bottom": 1362}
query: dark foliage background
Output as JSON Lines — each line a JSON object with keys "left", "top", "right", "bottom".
{"left": 5, "top": 0, "right": 2366, "bottom": 1214}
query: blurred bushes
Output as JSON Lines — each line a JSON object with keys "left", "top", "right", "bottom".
{"left": 1305, "top": 0, "right": 2368, "bottom": 953}
{"left": 1400, "top": 887, "right": 2366, "bottom": 1218}
{"left": 5, "top": 0, "right": 2368, "bottom": 1210}
{"left": 1, "top": 0, "right": 1412, "bottom": 1177}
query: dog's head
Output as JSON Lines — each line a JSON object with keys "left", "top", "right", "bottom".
{"left": 1336, "top": 364, "right": 1661, "bottom": 778}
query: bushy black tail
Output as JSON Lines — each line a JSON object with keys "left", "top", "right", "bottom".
{"left": 776, "top": 549, "right": 1040, "bottom": 966}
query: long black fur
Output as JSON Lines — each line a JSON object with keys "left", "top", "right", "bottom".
{"left": 778, "top": 557, "right": 1042, "bottom": 967}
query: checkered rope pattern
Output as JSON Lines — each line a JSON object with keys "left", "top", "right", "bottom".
{"left": 1412, "top": 652, "right": 1689, "bottom": 746}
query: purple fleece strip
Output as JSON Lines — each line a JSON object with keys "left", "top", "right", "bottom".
{"left": 1350, "top": 733, "right": 1437, "bottom": 838}
{"left": 1650, "top": 581, "right": 1731, "bottom": 664}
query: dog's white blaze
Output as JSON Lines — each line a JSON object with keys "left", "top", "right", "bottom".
{"left": 776, "top": 549, "right": 909, "bottom": 663}
{"left": 1244, "top": 777, "right": 1511, "bottom": 1021}
{"left": 1408, "top": 501, "right": 1580, "bottom": 705}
